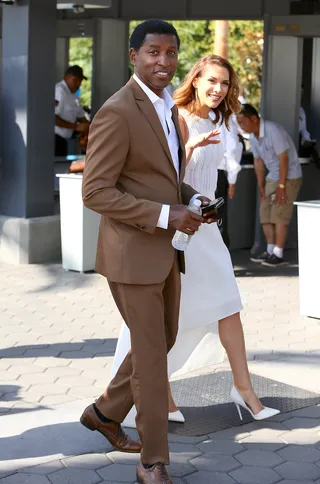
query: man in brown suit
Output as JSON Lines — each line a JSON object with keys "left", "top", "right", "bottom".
{"left": 81, "top": 20, "right": 210, "bottom": 484}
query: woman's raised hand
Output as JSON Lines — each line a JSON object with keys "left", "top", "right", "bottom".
{"left": 187, "top": 130, "right": 220, "bottom": 150}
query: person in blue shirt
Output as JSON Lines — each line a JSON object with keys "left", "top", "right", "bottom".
{"left": 237, "top": 104, "right": 302, "bottom": 267}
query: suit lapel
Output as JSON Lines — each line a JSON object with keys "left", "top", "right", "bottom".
{"left": 171, "top": 105, "right": 186, "bottom": 184}
{"left": 129, "top": 78, "right": 176, "bottom": 173}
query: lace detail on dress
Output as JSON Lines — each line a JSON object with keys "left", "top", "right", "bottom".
{"left": 179, "top": 109, "right": 226, "bottom": 200}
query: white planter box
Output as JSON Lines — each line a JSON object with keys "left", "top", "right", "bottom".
{"left": 295, "top": 200, "right": 320, "bottom": 319}
{"left": 56, "top": 174, "right": 100, "bottom": 272}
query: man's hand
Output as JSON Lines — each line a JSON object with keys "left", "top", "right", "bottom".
{"left": 274, "top": 186, "right": 288, "bottom": 205}
{"left": 259, "top": 186, "right": 265, "bottom": 202}
{"left": 196, "top": 196, "right": 218, "bottom": 224}
{"left": 169, "top": 205, "right": 204, "bottom": 235}
{"left": 76, "top": 122, "right": 90, "bottom": 133}
{"left": 228, "top": 184, "right": 236, "bottom": 199}
{"left": 196, "top": 195, "right": 210, "bottom": 206}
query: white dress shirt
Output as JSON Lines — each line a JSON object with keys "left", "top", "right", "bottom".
{"left": 250, "top": 119, "right": 302, "bottom": 180}
{"left": 55, "top": 80, "right": 86, "bottom": 139}
{"left": 217, "top": 115, "right": 242, "bottom": 185}
{"left": 133, "top": 74, "right": 199, "bottom": 229}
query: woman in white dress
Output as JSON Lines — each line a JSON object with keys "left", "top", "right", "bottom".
{"left": 111, "top": 55, "right": 279, "bottom": 425}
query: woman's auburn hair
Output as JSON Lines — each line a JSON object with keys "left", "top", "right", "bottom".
{"left": 173, "top": 55, "right": 241, "bottom": 129}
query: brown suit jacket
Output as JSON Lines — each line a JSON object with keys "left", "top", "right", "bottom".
{"left": 82, "top": 78, "right": 197, "bottom": 284}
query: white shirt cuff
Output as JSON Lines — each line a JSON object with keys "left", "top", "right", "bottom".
{"left": 157, "top": 195, "right": 203, "bottom": 230}
{"left": 227, "top": 169, "right": 241, "bottom": 185}
{"left": 189, "top": 193, "right": 202, "bottom": 204}
{"left": 157, "top": 204, "right": 170, "bottom": 229}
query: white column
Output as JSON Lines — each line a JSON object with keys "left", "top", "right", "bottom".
{"left": 264, "top": 35, "right": 303, "bottom": 146}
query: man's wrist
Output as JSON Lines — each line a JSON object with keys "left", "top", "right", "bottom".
{"left": 278, "top": 183, "right": 286, "bottom": 189}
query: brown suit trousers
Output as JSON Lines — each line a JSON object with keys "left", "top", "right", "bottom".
{"left": 96, "top": 255, "right": 180, "bottom": 464}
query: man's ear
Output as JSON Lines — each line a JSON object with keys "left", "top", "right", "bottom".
{"left": 129, "top": 48, "right": 137, "bottom": 65}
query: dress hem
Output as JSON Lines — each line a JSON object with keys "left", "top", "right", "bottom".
{"left": 178, "top": 298, "right": 243, "bottom": 334}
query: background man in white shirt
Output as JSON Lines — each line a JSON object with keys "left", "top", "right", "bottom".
{"left": 55, "top": 65, "right": 90, "bottom": 156}
{"left": 237, "top": 104, "right": 302, "bottom": 267}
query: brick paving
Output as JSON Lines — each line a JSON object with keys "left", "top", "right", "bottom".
{"left": 0, "top": 250, "right": 320, "bottom": 483}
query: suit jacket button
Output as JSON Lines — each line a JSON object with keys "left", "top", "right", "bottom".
{"left": 141, "top": 226, "right": 146, "bottom": 230}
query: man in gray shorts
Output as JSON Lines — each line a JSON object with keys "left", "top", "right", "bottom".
{"left": 237, "top": 104, "right": 302, "bottom": 267}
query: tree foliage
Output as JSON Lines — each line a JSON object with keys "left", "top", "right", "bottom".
{"left": 228, "top": 21, "right": 264, "bottom": 107}
{"left": 69, "top": 37, "right": 93, "bottom": 108}
{"left": 68, "top": 21, "right": 264, "bottom": 109}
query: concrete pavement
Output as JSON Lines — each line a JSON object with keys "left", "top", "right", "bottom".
{"left": 0, "top": 250, "right": 320, "bottom": 483}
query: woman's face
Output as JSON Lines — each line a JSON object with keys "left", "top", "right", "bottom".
{"left": 193, "top": 64, "right": 230, "bottom": 111}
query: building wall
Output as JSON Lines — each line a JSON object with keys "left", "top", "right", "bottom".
{"left": 55, "top": 0, "right": 293, "bottom": 20}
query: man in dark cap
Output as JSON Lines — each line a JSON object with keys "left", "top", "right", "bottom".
{"left": 54, "top": 65, "right": 90, "bottom": 156}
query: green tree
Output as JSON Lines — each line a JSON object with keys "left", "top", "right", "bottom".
{"left": 228, "top": 21, "right": 264, "bottom": 108}
{"left": 129, "top": 20, "right": 264, "bottom": 107}
{"left": 168, "top": 21, "right": 214, "bottom": 83}
{"left": 69, "top": 37, "right": 93, "bottom": 108}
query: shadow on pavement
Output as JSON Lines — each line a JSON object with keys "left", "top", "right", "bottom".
{"left": 0, "top": 338, "right": 118, "bottom": 359}
{"left": 0, "top": 420, "right": 137, "bottom": 464}
{"left": 0, "top": 422, "right": 109, "bottom": 466}
{"left": 231, "top": 249, "right": 299, "bottom": 278}
{"left": 0, "top": 384, "right": 21, "bottom": 407}
{"left": 0, "top": 385, "right": 45, "bottom": 416}
{"left": 248, "top": 349, "right": 320, "bottom": 365}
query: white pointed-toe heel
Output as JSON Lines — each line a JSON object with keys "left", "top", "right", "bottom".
{"left": 122, "top": 407, "right": 186, "bottom": 428}
{"left": 230, "top": 386, "right": 280, "bottom": 421}
{"left": 169, "top": 410, "right": 185, "bottom": 423}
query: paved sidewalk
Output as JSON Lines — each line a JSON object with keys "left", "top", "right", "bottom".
{"left": 0, "top": 250, "right": 320, "bottom": 483}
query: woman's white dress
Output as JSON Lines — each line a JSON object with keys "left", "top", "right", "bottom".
{"left": 110, "top": 111, "right": 243, "bottom": 425}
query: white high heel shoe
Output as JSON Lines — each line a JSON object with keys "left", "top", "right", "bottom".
{"left": 169, "top": 410, "right": 185, "bottom": 423}
{"left": 122, "top": 407, "right": 185, "bottom": 428}
{"left": 230, "top": 386, "right": 280, "bottom": 421}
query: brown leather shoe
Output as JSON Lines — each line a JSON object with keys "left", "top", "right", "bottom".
{"left": 136, "top": 463, "right": 173, "bottom": 483}
{"left": 80, "top": 404, "right": 142, "bottom": 453}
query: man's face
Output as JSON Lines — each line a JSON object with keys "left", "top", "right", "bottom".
{"left": 65, "top": 75, "right": 83, "bottom": 93}
{"left": 236, "top": 114, "right": 258, "bottom": 134}
{"left": 130, "top": 33, "right": 178, "bottom": 95}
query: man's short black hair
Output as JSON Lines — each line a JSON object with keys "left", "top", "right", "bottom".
{"left": 130, "top": 19, "right": 180, "bottom": 51}
{"left": 240, "top": 104, "right": 260, "bottom": 119}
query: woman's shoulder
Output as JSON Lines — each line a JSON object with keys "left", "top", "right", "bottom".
{"left": 178, "top": 109, "right": 201, "bottom": 128}
{"left": 178, "top": 108, "right": 193, "bottom": 119}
